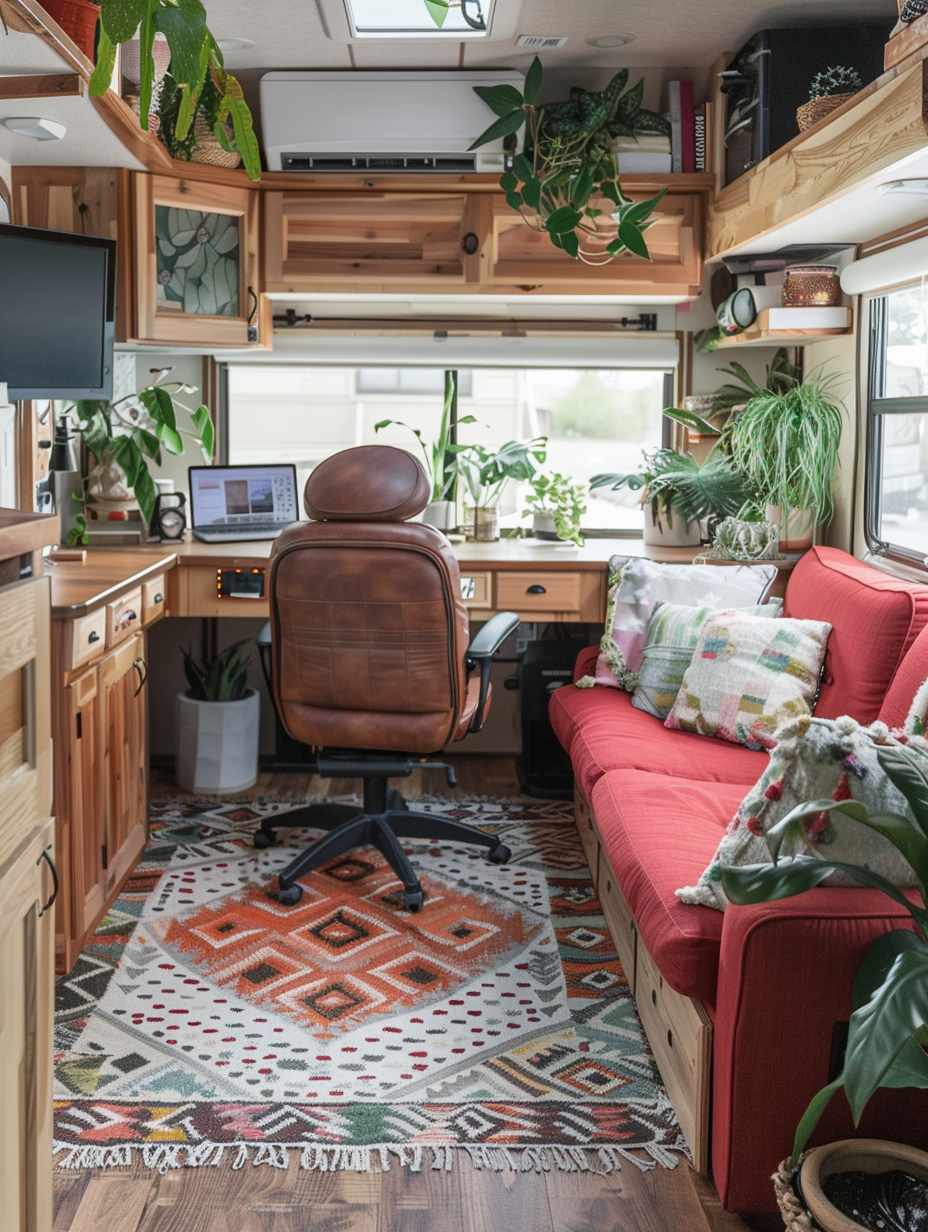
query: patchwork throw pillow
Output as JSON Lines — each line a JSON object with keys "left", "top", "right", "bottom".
{"left": 631, "top": 599, "right": 782, "bottom": 720}
{"left": 664, "top": 610, "right": 831, "bottom": 749}
{"left": 677, "top": 716, "right": 919, "bottom": 911}
{"left": 593, "top": 556, "right": 779, "bottom": 691}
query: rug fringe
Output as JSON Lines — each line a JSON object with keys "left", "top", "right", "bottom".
{"left": 54, "top": 1141, "right": 684, "bottom": 1175}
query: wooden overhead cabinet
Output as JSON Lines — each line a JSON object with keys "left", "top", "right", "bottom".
{"left": 263, "top": 177, "right": 706, "bottom": 298}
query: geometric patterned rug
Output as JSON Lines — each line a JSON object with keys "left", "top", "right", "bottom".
{"left": 54, "top": 796, "right": 685, "bottom": 1175}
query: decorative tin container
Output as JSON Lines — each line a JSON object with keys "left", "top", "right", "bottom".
{"left": 782, "top": 265, "right": 841, "bottom": 306}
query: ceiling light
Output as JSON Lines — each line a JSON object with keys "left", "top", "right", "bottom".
{"left": 585, "top": 34, "right": 635, "bottom": 48}
{"left": 876, "top": 179, "right": 928, "bottom": 195}
{"left": 216, "top": 37, "right": 255, "bottom": 51}
{"left": 5, "top": 117, "right": 66, "bottom": 141}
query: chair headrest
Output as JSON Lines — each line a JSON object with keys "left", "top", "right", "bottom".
{"left": 304, "top": 445, "right": 431, "bottom": 522}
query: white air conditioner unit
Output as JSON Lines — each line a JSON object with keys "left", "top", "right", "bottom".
{"left": 260, "top": 71, "right": 524, "bottom": 173}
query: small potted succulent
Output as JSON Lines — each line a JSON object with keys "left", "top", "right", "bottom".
{"left": 175, "top": 638, "right": 259, "bottom": 794}
{"left": 522, "top": 471, "right": 586, "bottom": 547}
{"left": 797, "top": 65, "right": 864, "bottom": 131}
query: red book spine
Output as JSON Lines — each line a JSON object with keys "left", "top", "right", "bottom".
{"left": 680, "top": 79, "right": 695, "bottom": 174}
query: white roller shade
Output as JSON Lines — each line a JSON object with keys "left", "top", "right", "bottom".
{"left": 841, "top": 238, "right": 928, "bottom": 296}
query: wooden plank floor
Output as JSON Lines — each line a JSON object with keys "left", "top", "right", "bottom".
{"left": 55, "top": 756, "right": 782, "bottom": 1232}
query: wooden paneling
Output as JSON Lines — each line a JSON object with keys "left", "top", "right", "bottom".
{"left": 0, "top": 72, "right": 82, "bottom": 99}
{"left": 12, "top": 164, "right": 119, "bottom": 239}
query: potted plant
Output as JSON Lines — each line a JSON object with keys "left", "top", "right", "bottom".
{"left": 69, "top": 372, "right": 214, "bottom": 535}
{"left": 725, "top": 374, "right": 845, "bottom": 550}
{"left": 373, "top": 371, "right": 478, "bottom": 532}
{"left": 521, "top": 471, "right": 586, "bottom": 547}
{"left": 469, "top": 57, "right": 669, "bottom": 264}
{"left": 175, "top": 638, "right": 259, "bottom": 794}
{"left": 721, "top": 734, "right": 928, "bottom": 1231}
{"left": 452, "top": 437, "right": 547, "bottom": 540}
{"left": 797, "top": 65, "right": 864, "bottom": 132}
{"left": 87, "top": 0, "right": 261, "bottom": 181}
{"left": 590, "top": 448, "right": 750, "bottom": 547}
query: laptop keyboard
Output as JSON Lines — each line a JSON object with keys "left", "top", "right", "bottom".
{"left": 192, "top": 525, "right": 290, "bottom": 542}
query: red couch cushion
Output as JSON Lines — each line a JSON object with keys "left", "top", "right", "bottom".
{"left": 784, "top": 546, "right": 928, "bottom": 723}
{"left": 591, "top": 770, "right": 748, "bottom": 1002}
{"left": 880, "top": 620, "right": 928, "bottom": 728}
{"left": 550, "top": 682, "right": 764, "bottom": 801}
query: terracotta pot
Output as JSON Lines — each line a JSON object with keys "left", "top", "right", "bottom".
{"left": 41, "top": 0, "right": 100, "bottom": 60}
{"left": 796, "top": 1139, "right": 928, "bottom": 1232}
{"left": 642, "top": 505, "right": 700, "bottom": 547}
{"left": 766, "top": 504, "right": 815, "bottom": 552}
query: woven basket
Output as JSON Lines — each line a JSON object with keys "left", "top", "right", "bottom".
{"left": 190, "top": 115, "right": 241, "bottom": 169}
{"left": 773, "top": 1158, "right": 819, "bottom": 1231}
{"left": 796, "top": 93, "right": 855, "bottom": 132}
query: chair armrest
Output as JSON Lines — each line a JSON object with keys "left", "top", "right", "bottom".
{"left": 465, "top": 611, "right": 519, "bottom": 734}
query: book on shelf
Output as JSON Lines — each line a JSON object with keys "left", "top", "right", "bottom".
{"left": 694, "top": 103, "right": 707, "bottom": 172}
{"left": 615, "top": 132, "right": 672, "bottom": 173}
{"left": 667, "top": 79, "right": 695, "bottom": 174}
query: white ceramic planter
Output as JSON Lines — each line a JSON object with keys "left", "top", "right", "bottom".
{"left": 766, "top": 504, "right": 816, "bottom": 552}
{"left": 531, "top": 512, "right": 559, "bottom": 540}
{"left": 642, "top": 506, "right": 701, "bottom": 547}
{"left": 175, "top": 688, "right": 260, "bottom": 795}
{"left": 421, "top": 499, "right": 456, "bottom": 531}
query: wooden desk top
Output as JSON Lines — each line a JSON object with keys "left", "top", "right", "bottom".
{"left": 46, "top": 548, "right": 177, "bottom": 617}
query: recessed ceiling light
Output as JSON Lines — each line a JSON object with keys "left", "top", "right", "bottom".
{"left": 876, "top": 179, "right": 928, "bottom": 195}
{"left": 585, "top": 34, "right": 635, "bottom": 48}
{"left": 216, "top": 37, "right": 256, "bottom": 51}
{"left": 5, "top": 117, "right": 66, "bottom": 141}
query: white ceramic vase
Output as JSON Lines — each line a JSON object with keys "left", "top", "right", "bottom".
{"left": 531, "top": 512, "right": 559, "bottom": 540}
{"left": 175, "top": 688, "right": 260, "bottom": 795}
{"left": 421, "top": 499, "right": 456, "bottom": 532}
{"left": 766, "top": 504, "right": 816, "bottom": 552}
{"left": 642, "top": 505, "right": 700, "bottom": 547}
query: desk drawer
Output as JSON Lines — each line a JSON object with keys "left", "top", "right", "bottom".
{"left": 496, "top": 571, "right": 581, "bottom": 614}
{"left": 105, "top": 587, "right": 142, "bottom": 648}
{"left": 66, "top": 608, "right": 106, "bottom": 671}
{"left": 141, "top": 575, "right": 166, "bottom": 625}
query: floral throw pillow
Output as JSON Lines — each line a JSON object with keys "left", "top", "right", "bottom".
{"left": 664, "top": 610, "right": 831, "bottom": 749}
{"left": 677, "top": 716, "right": 919, "bottom": 911}
{"left": 592, "top": 556, "right": 779, "bottom": 691}
{"left": 631, "top": 599, "right": 783, "bottom": 720}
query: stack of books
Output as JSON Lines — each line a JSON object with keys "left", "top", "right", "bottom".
{"left": 85, "top": 499, "right": 155, "bottom": 545}
{"left": 667, "top": 81, "right": 712, "bottom": 173}
{"left": 615, "top": 133, "right": 672, "bottom": 173}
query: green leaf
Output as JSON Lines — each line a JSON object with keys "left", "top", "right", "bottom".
{"left": 500, "top": 170, "right": 518, "bottom": 193}
{"left": 139, "top": 385, "right": 177, "bottom": 433}
{"left": 89, "top": 24, "right": 118, "bottom": 97}
{"left": 513, "top": 153, "right": 534, "bottom": 184}
{"left": 520, "top": 175, "right": 542, "bottom": 213}
{"left": 721, "top": 858, "right": 834, "bottom": 905}
{"left": 98, "top": 0, "right": 149, "bottom": 43}
{"left": 156, "top": 0, "right": 209, "bottom": 91}
{"left": 423, "top": 0, "right": 449, "bottom": 28}
{"left": 559, "top": 230, "right": 580, "bottom": 259}
{"left": 790, "top": 1078, "right": 843, "bottom": 1166}
{"left": 600, "top": 180, "right": 621, "bottom": 206}
{"left": 157, "top": 423, "right": 185, "bottom": 455}
{"left": 222, "top": 72, "right": 262, "bottom": 181}
{"left": 544, "top": 206, "right": 582, "bottom": 235}
{"left": 474, "top": 84, "right": 525, "bottom": 118}
{"left": 523, "top": 56, "right": 543, "bottom": 106}
{"left": 617, "top": 217, "right": 651, "bottom": 259}
{"left": 877, "top": 743, "right": 928, "bottom": 839}
{"left": 505, "top": 191, "right": 524, "bottom": 212}
{"left": 193, "top": 405, "right": 214, "bottom": 459}
{"left": 133, "top": 466, "right": 157, "bottom": 529}
{"left": 468, "top": 109, "right": 524, "bottom": 151}
{"left": 664, "top": 408, "right": 720, "bottom": 435}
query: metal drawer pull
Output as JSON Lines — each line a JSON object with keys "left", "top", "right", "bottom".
{"left": 651, "top": 988, "right": 658, "bottom": 1007}
{"left": 36, "top": 845, "right": 59, "bottom": 916}
{"left": 133, "top": 656, "right": 149, "bottom": 697}
{"left": 526, "top": 584, "right": 547, "bottom": 594}
{"left": 667, "top": 1029, "right": 673, "bottom": 1048}
{"left": 153, "top": 592, "right": 163, "bottom": 604}
{"left": 88, "top": 631, "right": 100, "bottom": 643}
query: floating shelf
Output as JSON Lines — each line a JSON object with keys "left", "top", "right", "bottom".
{"left": 714, "top": 306, "right": 852, "bottom": 348}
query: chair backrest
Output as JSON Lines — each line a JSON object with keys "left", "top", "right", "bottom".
{"left": 267, "top": 445, "right": 471, "bottom": 754}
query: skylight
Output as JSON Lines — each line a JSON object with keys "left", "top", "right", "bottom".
{"left": 343, "top": 0, "right": 495, "bottom": 38}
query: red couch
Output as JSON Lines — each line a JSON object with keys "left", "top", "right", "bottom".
{"left": 550, "top": 546, "right": 928, "bottom": 1212}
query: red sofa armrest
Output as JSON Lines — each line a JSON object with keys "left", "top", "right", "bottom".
{"left": 572, "top": 644, "right": 599, "bottom": 683}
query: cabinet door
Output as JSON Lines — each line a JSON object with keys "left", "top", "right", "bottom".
{"left": 64, "top": 664, "right": 106, "bottom": 948}
{"left": 101, "top": 633, "right": 148, "bottom": 899}
{"left": 0, "top": 819, "right": 55, "bottom": 1232}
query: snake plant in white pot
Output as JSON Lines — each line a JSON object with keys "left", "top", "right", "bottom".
{"left": 175, "top": 639, "right": 259, "bottom": 794}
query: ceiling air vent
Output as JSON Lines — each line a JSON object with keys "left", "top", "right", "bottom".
{"left": 516, "top": 35, "right": 567, "bottom": 48}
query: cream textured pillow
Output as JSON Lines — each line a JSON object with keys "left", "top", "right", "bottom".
{"left": 593, "top": 557, "right": 779, "bottom": 691}
{"left": 677, "top": 716, "right": 919, "bottom": 911}
{"left": 631, "top": 599, "right": 782, "bottom": 720}
{"left": 664, "top": 610, "right": 831, "bottom": 749}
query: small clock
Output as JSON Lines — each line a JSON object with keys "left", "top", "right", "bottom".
{"left": 153, "top": 492, "right": 187, "bottom": 541}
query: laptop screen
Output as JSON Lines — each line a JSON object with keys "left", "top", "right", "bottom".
{"left": 188, "top": 465, "right": 299, "bottom": 529}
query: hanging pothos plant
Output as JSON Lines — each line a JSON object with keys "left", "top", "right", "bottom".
{"left": 89, "top": 0, "right": 261, "bottom": 181}
{"left": 469, "top": 57, "right": 671, "bottom": 264}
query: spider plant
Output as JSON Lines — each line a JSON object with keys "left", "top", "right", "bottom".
{"left": 663, "top": 349, "right": 803, "bottom": 438}
{"left": 591, "top": 448, "right": 751, "bottom": 531}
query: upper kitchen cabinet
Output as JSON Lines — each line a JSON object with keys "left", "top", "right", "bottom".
{"left": 262, "top": 176, "right": 708, "bottom": 299}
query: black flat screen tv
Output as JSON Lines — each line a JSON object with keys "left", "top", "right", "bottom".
{"left": 0, "top": 223, "right": 117, "bottom": 400}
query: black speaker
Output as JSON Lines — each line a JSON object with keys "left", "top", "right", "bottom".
{"left": 517, "top": 637, "right": 589, "bottom": 799}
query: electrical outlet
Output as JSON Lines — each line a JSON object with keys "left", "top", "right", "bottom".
{"left": 516, "top": 622, "right": 537, "bottom": 655}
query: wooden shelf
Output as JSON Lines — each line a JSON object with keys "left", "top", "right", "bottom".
{"left": 714, "top": 306, "right": 852, "bottom": 348}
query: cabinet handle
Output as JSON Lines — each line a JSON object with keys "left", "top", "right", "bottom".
{"left": 526, "top": 584, "right": 547, "bottom": 595}
{"left": 133, "top": 655, "right": 149, "bottom": 697}
{"left": 651, "top": 988, "right": 657, "bottom": 1007}
{"left": 88, "top": 631, "right": 100, "bottom": 644}
{"left": 36, "top": 845, "right": 59, "bottom": 916}
{"left": 153, "top": 592, "right": 163, "bottom": 605}
{"left": 667, "top": 1029, "right": 674, "bottom": 1049}
{"left": 461, "top": 231, "right": 480, "bottom": 255}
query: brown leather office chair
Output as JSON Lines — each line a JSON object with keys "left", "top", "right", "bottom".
{"left": 255, "top": 444, "right": 518, "bottom": 911}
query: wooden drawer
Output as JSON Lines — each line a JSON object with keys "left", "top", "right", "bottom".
{"left": 459, "top": 571, "right": 492, "bottom": 610}
{"left": 573, "top": 786, "right": 599, "bottom": 885}
{"left": 496, "top": 571, "right": 581, "bottom": 615}
{"left": 141, "top": 575, "right": 167, "bottom": 626}
{"left": 597, "top": 850, "right": 638, "bottom": 997}
{"left": 65, "top": 607, "right": 106, "bottom": 671}
{"left": 634, "top": 935, "right": 712, "bottom": 1173}
{"left": 105, "top": 587, "right": 142, "bottom": 648}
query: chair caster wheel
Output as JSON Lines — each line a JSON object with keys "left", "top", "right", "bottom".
{"left": 254, "top": 830, "right": 274, "bottom": 849}
{"left": 403, "top": 888, "right": 425, "bottom": 912}
{"left": 278, "top": 883, "right": 303, "bottom": 906}
{"left": 489, "top": 844, "right": 511, "bottom": 865}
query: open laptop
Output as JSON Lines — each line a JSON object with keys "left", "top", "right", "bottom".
{"left": 188, "top": 464, "right": 300, "bottom": 543}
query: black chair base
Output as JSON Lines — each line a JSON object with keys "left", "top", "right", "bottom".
{"left": 254, "top": 775, "right": 511, "bottom": 912}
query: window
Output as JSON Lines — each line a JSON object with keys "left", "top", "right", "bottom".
{"left": 225, "top": 365, "right": 670, "bottom": 532}
{"left": 866, "top": 283, "right": 928, "bottom": 566}
{"left": 342, "top": 0, "right": 493, "bottom": 37}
